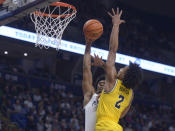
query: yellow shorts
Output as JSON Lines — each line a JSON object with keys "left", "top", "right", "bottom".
{"left": 95, "top": 120, "right": 123, "bottom": 131}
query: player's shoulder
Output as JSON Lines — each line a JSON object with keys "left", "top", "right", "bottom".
{"left": 93, "top": 93, "right": 98, "bottom": 97}
{"left": 84, "top": 93, "right": 98, "bottom": 109}
{"left": 103, "top": 79, "right": 121, "bottom": 94}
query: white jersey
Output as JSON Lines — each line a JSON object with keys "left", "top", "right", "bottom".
{"left": 84, "top": 93, "right": 98, "bottom": 131}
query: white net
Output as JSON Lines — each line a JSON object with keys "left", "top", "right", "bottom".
{"left": 30, "top": 2, "right": 76, "bottom": 50}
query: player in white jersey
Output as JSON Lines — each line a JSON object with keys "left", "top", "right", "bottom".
{"left": 82, "top": 39, "right": 105, "bottom": 131}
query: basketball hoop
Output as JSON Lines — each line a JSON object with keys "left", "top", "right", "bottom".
{"left": 30, "top": 2, "right": 77, "bottom": 50}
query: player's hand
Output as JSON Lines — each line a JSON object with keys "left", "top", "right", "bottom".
{"left": 85, "top": 36, "right": 95, "bottom": 44}
{"left": 107, "top": 8, "right": 125, "bottom": 25}
{"left": 91, "top": 54, "right": 105, "bottom": 68}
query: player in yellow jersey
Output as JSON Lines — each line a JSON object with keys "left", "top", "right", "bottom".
{"left": 95, "top": 8, "right": 143, "bottom": 131}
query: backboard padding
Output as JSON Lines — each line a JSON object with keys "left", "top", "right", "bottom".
{"left": 0, "top": 0, "right": 59, "bottom": 26}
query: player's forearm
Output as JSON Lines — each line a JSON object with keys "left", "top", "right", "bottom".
{"left": 105, "top": 24, "right": 119, "bottom": 87}
{"left": 83, "top": 42, "right": 91, "bottom": 70}
{"left": 82, "top": 42, "right": 94, "bottom": 97}
{"left": 109, "top": 24, "right": 119, "bottom": 53}
{"left": 106, "top": 24, "right": 119, "bottom": 66}
{"left": 101, "top": 62, "right": 106, "bottom": 71}
{"left": 85, "top": 42, "right": 91, "bottom": 54}
{"left": 120, "top": 105, "right": 130, "bottom": 119}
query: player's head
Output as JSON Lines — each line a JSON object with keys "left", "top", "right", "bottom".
{"left": 117, "top": 62, "right": 143, "bottom": 89}
{"left": 95, "top": 75, "right": 105, "bottom": 94}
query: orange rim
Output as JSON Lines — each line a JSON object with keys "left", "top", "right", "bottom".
{"left": 33, "top": 2, "right": 76, "bottom": 18}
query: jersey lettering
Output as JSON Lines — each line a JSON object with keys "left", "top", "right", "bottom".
{"left": 115, "top": 95, "right": 124, "bottom": 109}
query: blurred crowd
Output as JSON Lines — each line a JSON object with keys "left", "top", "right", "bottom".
{"left": 0, "top": 55, "right": 60, "bottom": 82}
{"left": 0, "top": 72, "right": 174, "bottom": 131}
{"left": 121, "top": 104, "right": 175, "bottom": 131}
{"left": 0, "top": 79, "right": 84, "bottom": 131}
{"left": 118, "top": 18, "right": 175, "bottom": 65}
{"left": 91, "top": 17, "right": 175, "bottom": 65}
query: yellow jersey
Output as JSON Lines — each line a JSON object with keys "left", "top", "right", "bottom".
{"left": 95, "top": 79, "right": 133, "bottom": 131}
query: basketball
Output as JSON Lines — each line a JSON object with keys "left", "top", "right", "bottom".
{"left": 83, "top": 19, "right": 103, "bottom": 41}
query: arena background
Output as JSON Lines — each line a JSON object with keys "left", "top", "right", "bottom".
{"left": 0, "top": 0, "right": 175, "bottom": 130}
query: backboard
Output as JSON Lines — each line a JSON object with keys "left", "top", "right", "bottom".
{"left": 0, "top": 0, "right": 59, "bottom": 26}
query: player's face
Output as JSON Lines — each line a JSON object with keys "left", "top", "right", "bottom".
{"left": 117, "top": 66, "right": 129, "bottom": 80}
{"left": 97, "top": 80, "right": 105, "bottom": 94}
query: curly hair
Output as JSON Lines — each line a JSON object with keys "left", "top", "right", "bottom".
{"left": 122, "top": 62, "right": 143, "bottom": 89}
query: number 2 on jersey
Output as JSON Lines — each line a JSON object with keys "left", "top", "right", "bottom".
{"left": 115, "top": 95, "right": 124, "bottom": 109}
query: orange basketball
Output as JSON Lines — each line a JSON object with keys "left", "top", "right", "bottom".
{"left": 83, "top": 19, "right": 103, "bottom": 41}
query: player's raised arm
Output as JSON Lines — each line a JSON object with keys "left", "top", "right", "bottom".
{"left": 91, "top": 54, "right": 105, "bottom": 69}
{"left": 105, "top": 8, "right": 125, "bottom": 92}
{"left": 82, "top": 40, "right": 95, "bottom": 107}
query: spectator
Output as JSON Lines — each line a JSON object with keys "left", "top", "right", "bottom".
{"left": 169, "top": 123, "right": 175, "bottom": 131}
{"left": 24, "top": 96, "right": 34, "bottom": 109}
{"left": 45, "top": 113, "right": 53, "bottom": 123}
{"left": 25, "top": 114, "right": 36, "bottom": 131}
{"left": 52, "top": 118, "right": 61, "bottom": 131}
{"left": 70, "top": 115, "right": 80, "bottom": 131}
{"left": 45, "top": 120, "right": 52, "bottom": 131}
{"left": 37, "top": 120, "right": 44, "bottom": 131}
{"left": 38, "top": 107, "right": 46, "bottom": 120}
{"left": 13, "top": 100, "right": 23, "bottom": 113}
{"left": 33, "top": 90, "right": 42, "bottom": 103}
{"left": 125, "top": 124, "right": 133, "bottom": 131}
{"left": 142, "top": 122, "right": 149, "bottom": 131}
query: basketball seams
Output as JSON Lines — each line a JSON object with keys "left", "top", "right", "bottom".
{"left": 83, "top": 19, "right": 103, "bottom": 40}
{"left": 84, "top": 28, "right": 103, "bottom": 38}
{"left": 84, "top": 28, "right": 103, "bottom": 33}
{"left": 83, "top": 20, "right": 102, "bottom": 31}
